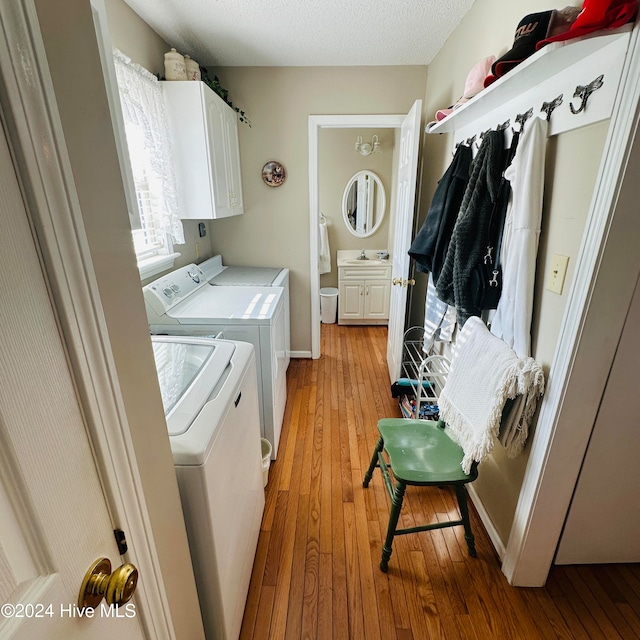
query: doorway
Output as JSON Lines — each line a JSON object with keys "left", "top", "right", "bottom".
{"left": 308, "top": 104, "right": 421, "bottom": 364}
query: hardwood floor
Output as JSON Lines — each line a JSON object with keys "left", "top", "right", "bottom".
{"left": 240, "top": 324, "right": 640, "bottom": 639}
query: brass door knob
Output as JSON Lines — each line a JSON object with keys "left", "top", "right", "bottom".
{"left": 406, "top": 278, "right": 416, "bottom": 286}
{"left": 79, "top": 558, "right": 139, "bottom": 609}
{"left": 392, "top": 278, "right": 401, "bottom": 285}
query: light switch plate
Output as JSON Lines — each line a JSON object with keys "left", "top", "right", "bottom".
{"left": 546, "top": 254, "right": 569, "bottom": 294}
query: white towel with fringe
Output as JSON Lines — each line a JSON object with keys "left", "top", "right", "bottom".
{"left": 319, "top": 215, "right": 331, "bottom": 274}
{"left": 438, "top": 316, "right": 545, "bottom": 473}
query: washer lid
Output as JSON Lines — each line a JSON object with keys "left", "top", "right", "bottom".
{"left": 151, "top": 336, "right": 235, "bottom": 436}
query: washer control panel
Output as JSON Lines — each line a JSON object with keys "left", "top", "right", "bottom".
{"left": 143, "top": 264, "right": 208, "bottom": 316}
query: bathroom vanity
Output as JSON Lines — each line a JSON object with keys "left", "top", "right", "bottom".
{"left": 337, "top": 250, "right": 391, "bottom": 325}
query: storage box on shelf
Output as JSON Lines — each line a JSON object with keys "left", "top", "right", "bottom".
{"left": 163, "top": 81, "right": 244, "bottom": 219}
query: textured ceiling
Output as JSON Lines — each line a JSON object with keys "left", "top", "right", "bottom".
{"left": 123, "top": 0, "right": 476, "bottom": 67}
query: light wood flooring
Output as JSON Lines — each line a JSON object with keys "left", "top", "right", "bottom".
{"left": 240, "top": 324, "right": 640, "bottom": 639}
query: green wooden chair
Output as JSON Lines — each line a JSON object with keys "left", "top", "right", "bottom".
{"left": 363, "top": 417, "right": 478, "bottom": 572}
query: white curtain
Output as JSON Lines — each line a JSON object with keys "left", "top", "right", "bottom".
{"left": 112, "top": 49, "right": 184, "bottom": 244}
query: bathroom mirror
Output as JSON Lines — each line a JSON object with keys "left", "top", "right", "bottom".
{"left": 342, "top": 170, "right": 386, "bottom": 238}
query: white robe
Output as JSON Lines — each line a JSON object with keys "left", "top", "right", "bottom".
{"left": 490, "top": 116, "right": 548, "bottom": 357}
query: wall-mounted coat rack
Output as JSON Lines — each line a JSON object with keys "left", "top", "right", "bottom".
{"left": 427, "top": 25, "right": 632, "bottom": 146}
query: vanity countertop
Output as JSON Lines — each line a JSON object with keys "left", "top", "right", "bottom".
{"left": 336, "top": 249, "right": 390, "bottom": 267}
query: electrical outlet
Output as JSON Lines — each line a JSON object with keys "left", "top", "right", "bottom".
{"left": 195, "top": 242, "right": 200, "bottom": 259}
{"left": 546, "top": 254, "right": 569, "bottom": 294}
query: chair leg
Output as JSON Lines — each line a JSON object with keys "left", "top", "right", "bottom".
{"left": 380, "top": 481, "right": 406, "bottom": 572}
{"left": 362, "top": 437, "right": 384, "bottom": 488}
{"left": 454, "top": 485, "right": 477, "bottom": 557}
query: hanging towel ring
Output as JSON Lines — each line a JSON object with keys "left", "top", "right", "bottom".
{"left": 570, "top": 75, "right": 604, "bottom": 115}
{"left": 541, "top": 94, "right": 563, "bottom": 122}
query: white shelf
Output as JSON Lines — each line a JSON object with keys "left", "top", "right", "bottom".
{"left": 427, "top": 25, "right": 633, "bottom": 141}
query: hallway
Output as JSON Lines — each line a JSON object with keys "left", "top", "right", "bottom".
{"left": 240, "top": 324, "right": 640, "bottom": 639}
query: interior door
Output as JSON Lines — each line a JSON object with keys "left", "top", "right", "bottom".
{"left": 0, "top": 111, "right": 145, "bottom": 639}
{"left": 386, "top": 100, "right": 422, "bottom": 382}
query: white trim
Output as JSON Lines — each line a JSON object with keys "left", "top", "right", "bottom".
{"left": 467, "top": 485, "right": 506, "bottom": 560}
{"left": 502, "top": 22, "right": 640, "bottom": 586}
{"left": 290, "top": 350, "right": 313, "bottom": 359}
{"left": 308, "top": 114, "right": 405, "bottom": 359}
{"left": 0, "top": 1, "right": 175, "bottom": 636}
{"left": 138, "top": 252, "right": 181, "bottom": 280}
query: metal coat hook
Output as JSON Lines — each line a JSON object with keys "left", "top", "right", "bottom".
{"left": 514, "top": 108, "right": 533, "bottom": 132}
{"left": 570, "top": 74, "right": 604, "bottom": 115}
{"left": 541, "top": 95, "right": 563, "bottom": 122}
{"left": 465, "top": 134, "right": 476, "bottom": 147}
{"left": 497, "top": 119, "right": 510, "bottom": 131}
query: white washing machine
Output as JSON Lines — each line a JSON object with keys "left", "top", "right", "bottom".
{"left": 151, "top": 335, "right": 264, "bottom": 640}
{"left": 199, "top": 255, "right": 290, "bottom": 369}
{"left": 144, "top": 264, "right": 287, "bottom": 458}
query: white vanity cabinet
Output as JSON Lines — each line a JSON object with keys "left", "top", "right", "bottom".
{"left": 338, "top": 264, "right": 391, "bottom": 325}
{"left": 163, "top": 81, "right": 244, "bottom": 219}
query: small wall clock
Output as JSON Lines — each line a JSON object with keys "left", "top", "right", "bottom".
{"left": 261, "top": 161, "right": 286, "bottom": 187}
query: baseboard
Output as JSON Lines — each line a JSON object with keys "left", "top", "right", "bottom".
{"left": 467, "top": 484, "right": 506, "bottom": 560}
{"left": 290, "top": 350, "right": 312, "bottom": 359}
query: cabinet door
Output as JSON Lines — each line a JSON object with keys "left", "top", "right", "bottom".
{"left": 339, "top": 281, "right": 364, "bottom": 319}
{"left": 223, "top": 106, "right": 244, "bottom": 214}
{"left": 203, "top": 90, "right": 235, "bottom": 218}
{"left": 364, "top": 280, "right": 390, "bottom": 319}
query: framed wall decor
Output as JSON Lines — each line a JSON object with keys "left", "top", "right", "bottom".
{"left": 261, "top": 160, "right": 286, "bottom": 187}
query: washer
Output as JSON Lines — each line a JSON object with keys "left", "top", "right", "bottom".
{"left": 151, "top": 335, "right": 264, "bottom": 640}
{"left": 144, "top": 264, "right": 287, "bottom": 458}
{"left": 199, "top": 255, "right": 290, "bottom": 369}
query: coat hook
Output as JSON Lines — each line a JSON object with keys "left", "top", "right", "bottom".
{"left": 497, "top": 119, "right": 510, "bottom": 131}
{"left": 514, "top": 108, "right": 533, "bottom": 132}
{"left": 541, "top": 94, "right": 563, "bottom": 121}
{"left": 465, "top": 134, "right": 476, "bottom": 147}
{"left": 570, "top": 74, "right": 604, "bottom": 115}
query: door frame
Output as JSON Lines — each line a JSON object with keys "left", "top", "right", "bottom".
{"left": 0, "top": 2, "right": 174, "bottom": 636}
{"left": 308, "top": 114, "right": 404, "bottom": 359}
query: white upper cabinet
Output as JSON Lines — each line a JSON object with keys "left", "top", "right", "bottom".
{"left": 163, "top": 81, "right": 244, "bottom": 219}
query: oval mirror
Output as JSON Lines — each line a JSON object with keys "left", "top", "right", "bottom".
{"left": 341, "top": 170, "right": 386, "bottom": 238}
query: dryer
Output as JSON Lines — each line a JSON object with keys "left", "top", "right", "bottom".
{"left": 144, "top": 264, "right": 287, "bottom": 458}
{"left": 199, "top": 255, "right": 290, "bottom": 368}
{"left": 151, "top": 335, "right": 264, "bottom": 640}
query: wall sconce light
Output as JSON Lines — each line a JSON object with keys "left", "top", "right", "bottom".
{"left": 355, "top": 135, "right": 381, "bottom": 156}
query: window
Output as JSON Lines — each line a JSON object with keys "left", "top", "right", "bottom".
{"left": 112, "top": 50, "right": 184, "bottom": 276}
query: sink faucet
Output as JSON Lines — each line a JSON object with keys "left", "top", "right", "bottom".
{"left": 359, "top": 250, "right": 368, "bottom": 260}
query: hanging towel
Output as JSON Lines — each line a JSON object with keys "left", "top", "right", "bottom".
{"left": 319, "top": 214, "right": 331, "bottom": 274}
{"left": 438, "top": 316, "right": 545, "bottom": 473}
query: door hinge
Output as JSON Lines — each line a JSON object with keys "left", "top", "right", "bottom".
{"left": 113, "top": 528, "right": 128, "bottom": 555}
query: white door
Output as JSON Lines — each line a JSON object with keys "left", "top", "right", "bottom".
{"left": 0, "top": 73, "right": 146, "bottom": 640}
{"left": 386, "top": 100, "right": 422, "bottom": 382}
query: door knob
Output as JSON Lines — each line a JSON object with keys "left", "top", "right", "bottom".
{"left": 406, "top": 278, "right": 415, "bottom": 286}
{"left": 79, "top": 558, "right": 138, "bottom": 609}
{"left": 392, "top": 278, "right": 401, "bottom": 286}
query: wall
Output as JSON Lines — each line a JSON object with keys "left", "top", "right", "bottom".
{"left": 555, "top": 275, "right": 640, "bottom": 563}
{"left": 319, "top": 127, "right": 394, "bottom": 289}
{"left": 415, "top": 0, "right": 609, "bottom": 546}
{"left": 34, "top": 1, "right": 206, "bottom": 637}
{"left": 104, "top": 0, "right": 213, "bottom": 279}
{"left": 205, "top": 66, "right": 428, "bottom": 353}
